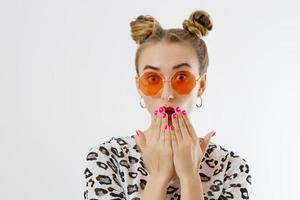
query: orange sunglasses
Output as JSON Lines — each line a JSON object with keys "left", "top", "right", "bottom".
{"left": 137, "top": 70, "right": 202, "bottom": 96}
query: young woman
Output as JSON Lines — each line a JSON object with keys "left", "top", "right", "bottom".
{"left": 84, "top": 10, "right": 252, "bottom": 200}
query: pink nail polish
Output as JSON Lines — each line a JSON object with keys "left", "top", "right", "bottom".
{"left": 211, "top": 131, "right": 216, "bottom": 137}
{"left": 136, "top": 130, "right": 140, "bottom": 136}
{"left": 154, "top": 110, "right": 158, "bottom": 116}
{"left": 182, "top": 110, "right": 187, "bottom": 116}
{"left": 172, "top": 113, "right": 177, "bottom": 119}
{"left": 159, "top": 107, "right": 164, "bottom": 113}
{"left": 138, "top": 130, "right": 144, "bottom": 135}
{"left": 175, "top": 106, "right": 181, "bottom": 112}
{"left": 164, "top": 124, "right": 168, "bottom": 130}
{"left": 170, "top": 125, "right": 175, "bottom": 130}
{"left": 162, "top": 113, "right": 167, "bottom": 118}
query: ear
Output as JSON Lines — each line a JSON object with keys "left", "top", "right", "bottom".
{"left": 197, "top": 73, "right": 207, "bottom": 96}
{"left": 135, "top": 75, "right": 143, "bottom": 96}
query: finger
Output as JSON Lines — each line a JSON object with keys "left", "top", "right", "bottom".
{"left": 177, "top": 110, "right": 189, "bottom": 141}
{"left": 152, "top": 108, "right": 164, "bottom": 142}
{"left": 169, "top": 123, "right": 177, "bottom": 150}
{"left": 152, "top": 108, "right": 159, "bottom": 126}
{"left": 161, "top": 114, "right": 169, "bottom": 144}
{"left": 200, "top": 131, "right": 216, "bottom": 153}
{"left": 154, "top": 107, "right": 163, "bottom": 128}
{"left": 153, "top": 107, "right": 164, "bottom": 141}
{"left": 164, "top": 124, "right": 172, "bottom": 146}
{"left": 172, "top": 112, "right": 182, "bottom": 141}
{"left": 135, "top": 129, "right": 146, "bottom": 152}
{"left": 181, "top": 110, "right": 198, "bottom": 142}
{"left": 160, "top": 111, "right": 168, "bottom": 141}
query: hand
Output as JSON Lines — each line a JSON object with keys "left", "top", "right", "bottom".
{"left": 134, "top": 107, "right": 176, "bottom": 184}
{"left": 170, "top": 107, "right": 216, "bottom": 179}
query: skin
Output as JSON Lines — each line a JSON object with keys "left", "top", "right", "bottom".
{"left": 134, "top": 41, "right": 216, "bottom": 200}
{"left": 135, "top": 41, "right": 207, "bottom": 122}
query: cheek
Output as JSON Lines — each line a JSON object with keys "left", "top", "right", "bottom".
{"left": 179, "top": 92, "right": 198, "bottom": 112}
{"left": 143, "top": 96, "right": 160, "bottom": 111}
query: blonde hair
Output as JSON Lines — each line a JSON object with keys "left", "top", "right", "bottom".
{"left": 130, "top": 10, "right": 213, "bottom": 77}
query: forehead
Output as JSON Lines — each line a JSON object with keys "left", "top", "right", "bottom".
{"left": 138, "top": 42, "right": 199, "bottom": 75}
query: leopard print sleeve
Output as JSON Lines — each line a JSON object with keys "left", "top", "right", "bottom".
{"left": 218, "top": 151, "right": 252, "bottom": 200}
{"left": 83, "top": 142, "right": 126, "bottom": 200}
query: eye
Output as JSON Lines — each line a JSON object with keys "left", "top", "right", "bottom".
{"left": 148, "top": 76, "right": 157, "bottom": 81}
{"left": 147, "top": 75, "right": 160, "bottom": 83}
{"left": 174, "top": 73, "right": 188, "bottom": 81}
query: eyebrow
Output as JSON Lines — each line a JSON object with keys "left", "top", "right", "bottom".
{"left": 142, "top": 63, "right": 191, "bottom": 71}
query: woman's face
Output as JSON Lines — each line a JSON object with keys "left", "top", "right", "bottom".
{"left": 135, "top": 41, "right": 207, "bottom": 119}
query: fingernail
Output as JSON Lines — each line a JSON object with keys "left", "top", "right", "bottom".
{"left": 211, "top": 131, "right": 216, "bottom": 137}
{"left": 135, "top": 130, "right": 140, "bottom": 136}
{"left": 182, "top": 110, "right": 187, "bottom": 116}
{"left": 159, "top": 107, "right": 165, "bottom": 113}
{"left": 138, "top": 130, "right": 144, "bottom": 135}
{"left": 164, "top": 124, "right": 168, "bottom": 130}
{"left": 170, "top": 125, "right": 175, "bottom": 130}
{"left": 175, "top": 106, "right": 181, "bottom": 112}
{"left": 162, "top": 113, "right": 167, "bottom": 118}
{"left": 172, "top": 113, "right": 177, "bottom": 119}
{"left": 154, "top": 110, "right": 158, "bottom": 116}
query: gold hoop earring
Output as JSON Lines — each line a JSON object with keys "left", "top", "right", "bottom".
{"left": 139, "top": 96, "right": 146, "bottom": 109}
{"left": 196, "top": 95, "right": 203, "bottom": 108}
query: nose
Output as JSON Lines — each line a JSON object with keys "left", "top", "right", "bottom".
{"left": 161, "top": 80, "right": 174, "bottom": 101}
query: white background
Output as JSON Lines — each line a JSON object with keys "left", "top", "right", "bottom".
{"left": 0, "top": 0, "right": 299, "bottom": 199}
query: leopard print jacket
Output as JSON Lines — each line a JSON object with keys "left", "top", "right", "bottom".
{"left": 84, "top": 134, "right": 252, "bottom": 200}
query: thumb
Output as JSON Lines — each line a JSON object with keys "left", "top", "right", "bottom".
{"left": 135, "top": 130, "right": 146, "bottom": 152}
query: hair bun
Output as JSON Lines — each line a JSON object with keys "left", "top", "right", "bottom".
{"left": 182, "top": 10, "right": 213, "bottom": 38}
{"left": 130, "top": 15, "right": 162, "bottom": 45}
